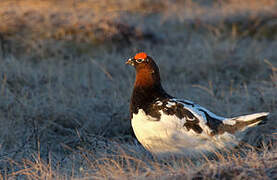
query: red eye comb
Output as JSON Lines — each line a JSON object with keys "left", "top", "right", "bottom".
{"left": 134, "top": 52, "right": 147, "bottom": 60}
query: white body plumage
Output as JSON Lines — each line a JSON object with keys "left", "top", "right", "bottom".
{"left": 131, "top": 99, "right": 269, "bottom": 157}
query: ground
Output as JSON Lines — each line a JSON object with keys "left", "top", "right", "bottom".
{"left": 0, "top": 0, "right": 276, "bottom": 179}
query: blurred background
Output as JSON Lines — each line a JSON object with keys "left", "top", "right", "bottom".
{"left": 0, "top": 0, "right": 276, "bottom": 179}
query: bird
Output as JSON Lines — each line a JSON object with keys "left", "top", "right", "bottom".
{"left": 126, "top": 52, "right": 269, "bottom": 157}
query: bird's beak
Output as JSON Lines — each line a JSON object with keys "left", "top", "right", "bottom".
{"left": 125, "top": 58, "right": 135, "bottom": 66}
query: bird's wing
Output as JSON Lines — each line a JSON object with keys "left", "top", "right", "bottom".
{"left": 152, "top": 98, "right": 228, "bottom": 136}
{"left": 161, "top": 99, "right": 268, "bottom": 136}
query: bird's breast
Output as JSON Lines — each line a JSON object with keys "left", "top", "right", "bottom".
{"left": 131, "top": 109, "right": 230, "bottom": 156}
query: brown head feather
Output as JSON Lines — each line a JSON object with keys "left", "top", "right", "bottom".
{"left": 134, "top": 56, "right": 160, "bottom": 88}
{"left": 127, "top": 53, "right": 171, "bottom": 116}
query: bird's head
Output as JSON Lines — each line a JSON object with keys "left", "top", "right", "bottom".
{"left": 126, "top": 52, "right": 159, "bottom": 71}
{"left": 126, "top": 52, "right": 161, "bottom": 87}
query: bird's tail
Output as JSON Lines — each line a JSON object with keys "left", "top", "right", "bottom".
{"left": 223, "top": 112, "right": 269, "bottom": 134}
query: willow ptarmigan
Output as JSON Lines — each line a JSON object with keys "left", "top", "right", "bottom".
{"left": 126, "top": 52, "right": 269, "bottom": 156}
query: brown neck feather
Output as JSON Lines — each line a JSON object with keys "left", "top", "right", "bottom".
{"left": 130, "top": 67, "right": 171, "bottom": 117}
{"left": 130, "top": 57, "right": 173, "bottom": 117}
{"left": 135, "top": 68, "right": 157, "bottom": 87}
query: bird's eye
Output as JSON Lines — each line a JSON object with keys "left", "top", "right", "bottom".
{"left": 136, "top": 59, "right": 144, "bottom": 63}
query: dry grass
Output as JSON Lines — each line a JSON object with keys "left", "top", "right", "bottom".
{"left": 2, "top": 140, "right": 277, "bottom": 179}
{"left": 0, "top": 0, "right": 277, "bottom": 179}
